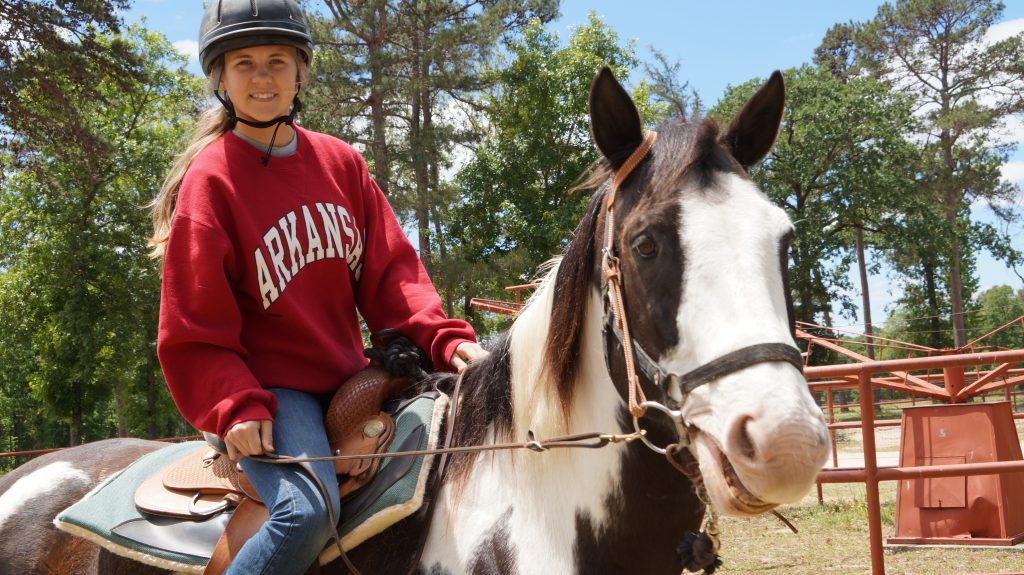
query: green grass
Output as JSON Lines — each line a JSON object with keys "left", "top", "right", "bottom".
{"left": 832, "top": 403, "right": 911, "bottom": 424}
{"left": 714, "top": 482, "right": 1024, "bottom": 574}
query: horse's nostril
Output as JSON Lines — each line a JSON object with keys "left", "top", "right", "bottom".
{"left": 733, "top": 415, "right": 757, "bottom": 461}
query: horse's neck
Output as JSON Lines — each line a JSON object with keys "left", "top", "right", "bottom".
{"left": 424, "top": 279, "right": 694, "bottom": 573}
{"left": 441, "top": 284, "right": 628, "bottom": 548}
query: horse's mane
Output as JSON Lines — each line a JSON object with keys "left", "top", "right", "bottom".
{"left": 424, "top": 188, "right": 605, "bottom": 494}
{"left": 542, "top": 188, "right": 605, "bottom": 419}
{"left": 421, "top": 333, "right": 514, "bottom": 493}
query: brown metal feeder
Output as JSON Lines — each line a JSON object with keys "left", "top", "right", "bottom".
{"left": 889, "top": 401, "right": 1024, "bottom": 545}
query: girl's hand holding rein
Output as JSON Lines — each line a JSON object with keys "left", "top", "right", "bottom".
{"left": 451, "top": 341, "right": 488, "bottom": 374}
{"left": 225, "top": 419, "right": 275, "bottom": 461}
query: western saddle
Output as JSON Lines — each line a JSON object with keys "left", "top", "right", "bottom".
{"left": 134, "top": 330, "right": 420, "bottom": 575}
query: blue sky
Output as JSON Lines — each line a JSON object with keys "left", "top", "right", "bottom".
{"left": 123, "top": 0, "right": 1024, "bottom": 331}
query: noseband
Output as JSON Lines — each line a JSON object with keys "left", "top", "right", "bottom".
{"left": 599, "top": 131, "right": 804, "bottom": 448}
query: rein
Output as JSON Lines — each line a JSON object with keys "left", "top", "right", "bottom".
{"left": 248, "top": 428, "right": 646, "bottom": 466}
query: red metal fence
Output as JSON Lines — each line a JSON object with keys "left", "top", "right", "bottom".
{"left": 806, "top": 349, "right": 1024, "bottom": 575}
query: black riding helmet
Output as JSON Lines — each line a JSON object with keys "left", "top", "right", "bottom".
{"left": 199, "top": 0, "right": 313, "bottom": 75}
{"left": 199, "top": 0, "right": 313, "bottom": 164}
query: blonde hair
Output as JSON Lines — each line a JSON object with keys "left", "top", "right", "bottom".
{"left": 148, "top": 64, "right": 230, "bottom": 259}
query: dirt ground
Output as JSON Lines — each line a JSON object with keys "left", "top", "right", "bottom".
{"left": 713, "top": 457, "right": 1024, "bottom": 575}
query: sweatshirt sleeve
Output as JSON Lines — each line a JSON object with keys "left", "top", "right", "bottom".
{"left": 353, "top": 164, "right": 477, "bottom": 371}
{"left": 158, "top": 212, "right": 277, "bottom": 437}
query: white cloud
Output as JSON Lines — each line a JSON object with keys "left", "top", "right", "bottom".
{"left": 990, "top": 112, "right": 1024, "bottom": 149}
{"left": 1002, "top": 161, "right": 1024, "bottom": 185}
{"left": 173, "top": 39, "right": 199, "bottom": 62}
{"left": 985, "top": 18, "right": 1024, "bottom": 44}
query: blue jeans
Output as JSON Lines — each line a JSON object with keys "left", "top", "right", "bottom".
{"left": 225, "top": 388, "right": 341, "bottom": 575}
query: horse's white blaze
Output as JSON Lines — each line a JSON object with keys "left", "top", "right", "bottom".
{"left": 670, "top": 172, "right": 827, "bottom": 510}
{"left": 422, "top": 270, "right": 626, "bottom": 574}
{"left": 0, "top": 461, "right": 89, "bottom": 530}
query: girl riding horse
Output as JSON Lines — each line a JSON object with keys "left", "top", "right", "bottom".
{"left": 0, "top": 25, "right": 828, "bottom": 575}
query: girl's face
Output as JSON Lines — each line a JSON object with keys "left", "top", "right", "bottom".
{"left": 220, "top": 44, "right": 305, "bottom": 128}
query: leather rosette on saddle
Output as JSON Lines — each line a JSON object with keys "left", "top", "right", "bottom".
{"left": 326, "top": 329, "right": 429, "bottom": 496}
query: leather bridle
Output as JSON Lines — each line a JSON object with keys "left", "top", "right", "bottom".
{"left": 599, "top": 130, "right": 804, "bottom": 448}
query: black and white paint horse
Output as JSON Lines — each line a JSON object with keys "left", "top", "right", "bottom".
{"left": 0, "top": 68, "right": 828, "bottom": 575}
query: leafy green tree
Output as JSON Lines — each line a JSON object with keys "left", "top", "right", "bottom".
{"left": 0, "top": 27, "right": 200, "bottom": 445}
{"left": 814, "top": 22, "right": 860, "bottom": 82}
{"left": 0, "top": 0, "right": 139, "bottom": 174}
{"left": 855, "top": 0, "right": 1024, "bottom": 347}
{"left": 969, "top": 285, "right": 1024, "bottom": 350}
{"left": 305, "top": 0, "right": 558, "bottom": 280}
{"left": 879, "top": 195, "right": 957, "bottom": 349}
{"left": 714, "top": 66, "right": 918, "bottom": 326}
{"left": 445, "top": 14, "right": 642, "bottom": 329}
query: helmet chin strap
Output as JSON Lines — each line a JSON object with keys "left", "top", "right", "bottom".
{"left": 214, "top": 68, "right": 303, "bottom": 166}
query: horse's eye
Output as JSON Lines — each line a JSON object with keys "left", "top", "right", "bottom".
{"left": 632, "top": 234, "right": 657, "bottom": 258}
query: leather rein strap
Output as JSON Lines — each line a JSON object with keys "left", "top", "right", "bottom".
{"left": 600, "top": 131, "right": 805, "bottom": 418}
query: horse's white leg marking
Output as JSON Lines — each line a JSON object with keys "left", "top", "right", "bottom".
{"left": 0, "top": 461, "right": 90, "bottom": 529}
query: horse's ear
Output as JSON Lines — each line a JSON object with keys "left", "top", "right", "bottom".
{"left": 589, "top": 66, "right": 644, "bottom": 170}
{"left": 721, "top": 70, "right": 785, "bottom": 169}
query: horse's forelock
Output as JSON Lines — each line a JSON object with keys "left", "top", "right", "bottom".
{"left": 651, "top": 117, "right": 737, "bottom": 198}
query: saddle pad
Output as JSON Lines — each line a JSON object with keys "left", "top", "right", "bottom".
{"left": 318, "top": 390, "right": 448, "bottom": 565}
{"left": 54, "top": 440, "right": 212, "bottom": 572}
{"left": 53, "top": 391, "right": 447, "bottom": 573}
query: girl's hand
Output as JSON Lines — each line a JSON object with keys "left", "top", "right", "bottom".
{"left": 224, "top": 419, "right": 274, "bottom": 461}
{"left": 451, "top": 341, "right": 488, "bottom": 374}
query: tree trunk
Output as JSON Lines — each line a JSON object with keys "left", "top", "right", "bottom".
{"left": 831, "top": 243, "right": 879, "bottom": 413}
{"left": 367, "top": 2, "right": 391, "bottom": 197}
{"left": 855, "top": 226, "right": 875, "bottom": 360}
{"left": 948, "top": 214, "right": 967, "bottom": 348}
{"left": 431, "top": 204, "right": 454, "bottom": 316}
{"left": 13, "top": 406, "right": 25, "bottom": 467}
{"left": 411, "top": 14, "right": 432, "bottom": 273}
{"left": 856, "top": 226, "right": 880, "bottom": 409}
{"left": 70, "top": 380, "right": 82, "bottom": 446}
{"left": 938, "top": 64, "right": 966, "bottom": 348}
{"left": 923, "top": 260, "right": 942, "bottom": 349}
{"left": 796, "top": 249, "right": 815, "bottom": 323}
{"left": 115, "top": 384, "right": 128, "bottom": 438}
{"left": 147, "top": 344, "right": 158, "bottom": 439}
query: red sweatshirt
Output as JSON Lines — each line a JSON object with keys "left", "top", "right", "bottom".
{"left": 158, "top": 126, "right": 475, "bottom": 437}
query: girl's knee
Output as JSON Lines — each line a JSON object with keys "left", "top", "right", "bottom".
{"left": 268, "top": 485, "right": 335, "bottom": 540}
